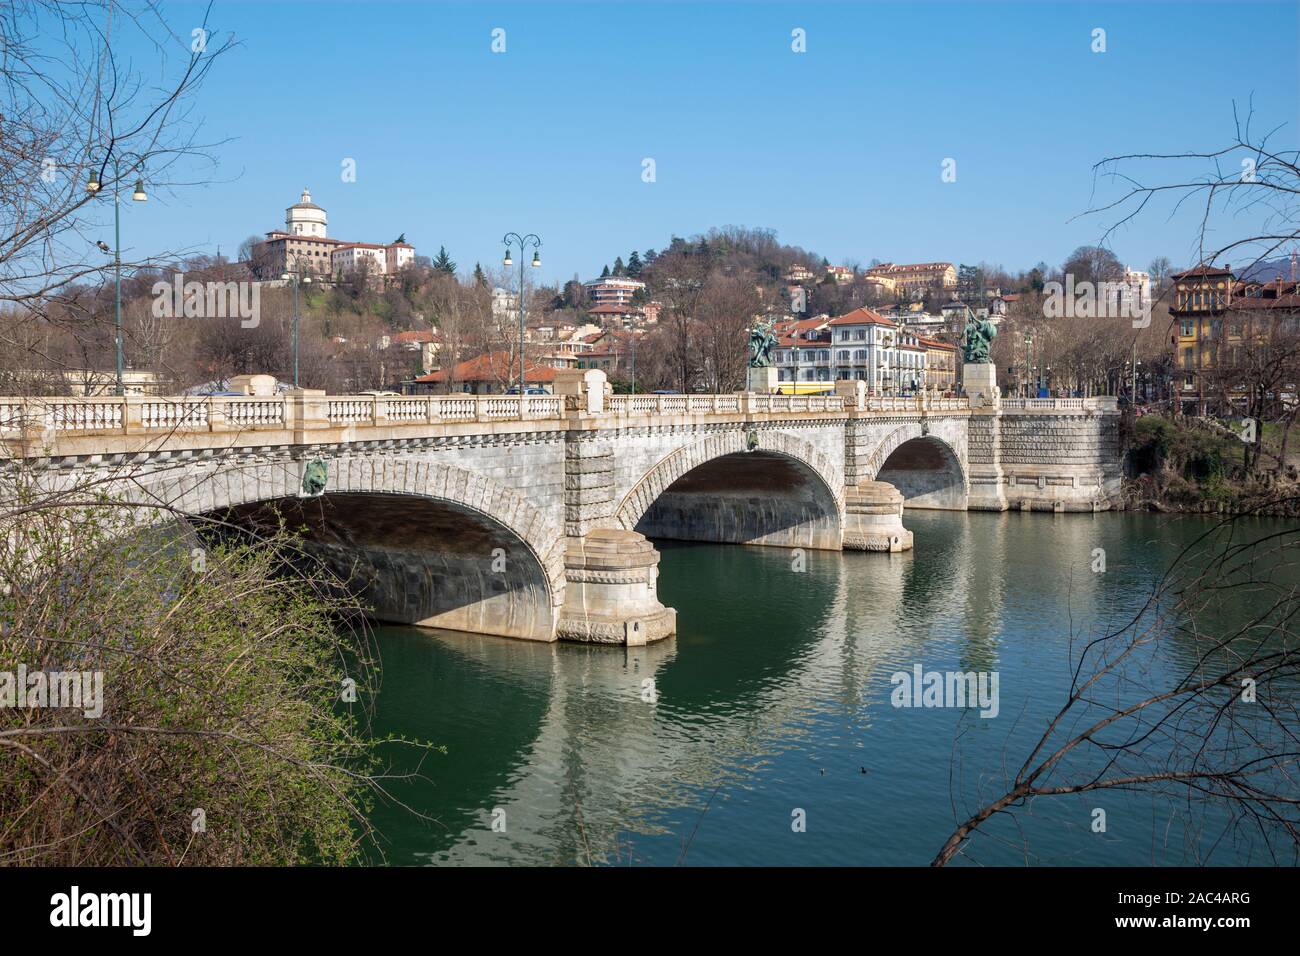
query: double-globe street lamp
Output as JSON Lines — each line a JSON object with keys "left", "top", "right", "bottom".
{"left": 502, "top": 233, "right": 540, "bottom": 394}
{"left": 281, "top": 268, "right": 313, "bottom": 388}
{"left": 86, "top": 155, "right": 148, "bottom": 396}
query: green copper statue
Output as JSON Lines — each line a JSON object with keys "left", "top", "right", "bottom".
{"left": 962, "top": 311, "right": 997, "bottom": 364}
{"left": 748, "top": 319, "right": 778, "bottom": 368}
{"left": 302, "top": 458, "right": 328, "bottom": 497}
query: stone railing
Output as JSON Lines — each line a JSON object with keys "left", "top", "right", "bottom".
{"left": 605, "top": 393, "right": 847, "bottom": 416}
{"left": 1000, "top": 397, "right": 1116, "bottom": 412}
{"left": 863, "top": 395, "right": 969, "bottom": 413}
{"left": 0, "top": 388, "right": 1110, "bottom": 444}
{"left": 0, "top": 388, "right": 860, "bottom": 440}
{"left": 0, "top": 393, "right": 569, "bottom": 438}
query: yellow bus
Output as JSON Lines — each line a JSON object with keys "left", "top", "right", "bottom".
{"left": 771, "top": 383, "right": 836, "bottom": 396}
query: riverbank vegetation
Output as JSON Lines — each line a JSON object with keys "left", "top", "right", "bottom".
{"left": 1123, "top": 414, "right": 1300, "bottom": 516}
{"left": 0, "top": 475, "right": 390, "bottom": 865}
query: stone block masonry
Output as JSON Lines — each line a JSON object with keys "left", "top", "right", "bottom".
{"left": 0, "top": 381, "right": 1121, "bottom": 643}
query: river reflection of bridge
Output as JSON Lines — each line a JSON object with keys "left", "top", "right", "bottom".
{"left": 397, "top": 512, "right": 1111, "bottom": 865}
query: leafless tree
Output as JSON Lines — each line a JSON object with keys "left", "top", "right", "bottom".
{"left": 695, "top": 272, "right": 759, "bottom": 393}
{"left": 0, "top": 0, "right": 232, "bottom": 358}
{"left": 1200, "top": 308, "right": 1300, "bottom": 474}
{"left": 935, "top": 510, "right": 1300, "bottom": 866}
{"left": 943, "top": 105, "right": 1300, "bottom": 865}
{"left": 646, "top": 249, "right": 708, "bottom": 393}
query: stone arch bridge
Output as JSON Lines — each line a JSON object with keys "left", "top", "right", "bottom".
{"left": 0, "top": 373, "right": 1119, "bottom": 645}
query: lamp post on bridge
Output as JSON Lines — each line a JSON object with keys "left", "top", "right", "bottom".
{"left": 86, "top": 154, "right": 149, "bottom": 397}
{"left": 1023, "top": 331, "right": 1034, "bottom": 398}
{"left": 502, "top": 233, "right": 541, "bottom": 394}
{"left": 281, "top": 268, "right": 313, "bottom": 388}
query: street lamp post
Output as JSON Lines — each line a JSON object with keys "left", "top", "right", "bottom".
{"left": 502, "top": 233, "right": 541, "bottom": 394}
{"left": 1023, "top": 331, "right": 1034, "bottom": 398}
{"left": 792, "top": 332, "right": 800, "bottom": 395}
{"left": 281, "top": 269, "right": 313, "bottom": 388}
{"left": 87, "top": 156, "right": 148, "bottom": 396}
{"left": 630, "top": 327, "right": 638, "bottom": 395}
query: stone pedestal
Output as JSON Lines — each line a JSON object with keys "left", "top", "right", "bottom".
{"left": 842, "top": 480, "right": 913, "bottom": 553}
{"left": 556, "top": 529, "right": 677, "bottom": 645}
{"left": 962, "top": 362, "right": 1000, "bottom": 408}
{"left": 965, "top": 404, "right": 1007, "bottom": 512}
{"left": 835, "top": 378, "right": 867, "bottom": 410}
{"left": 746, "top": 365, "right": 779, "bottom": 393}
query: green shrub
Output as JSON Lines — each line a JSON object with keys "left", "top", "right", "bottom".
{"left": 0, "top": 481, "right": 387, "bottom": 865}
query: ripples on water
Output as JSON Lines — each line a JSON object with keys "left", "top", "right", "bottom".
{"left": 362, "top": 511, "right": 1297, "bottom": 866}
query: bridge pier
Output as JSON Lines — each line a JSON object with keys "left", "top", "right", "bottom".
{"left": 842, "top": 480, "right": 913, "bottom": 552}
{"left": 556, "top": 530, "right": 677, "bottom": 645}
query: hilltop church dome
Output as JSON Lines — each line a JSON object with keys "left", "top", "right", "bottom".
{"left": 285, "top": 187, "right": 327, "bottom": 238}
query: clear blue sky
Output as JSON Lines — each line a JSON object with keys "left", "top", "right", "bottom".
{"left": 126, "top": 1, "right": 1299, "bottom": 283}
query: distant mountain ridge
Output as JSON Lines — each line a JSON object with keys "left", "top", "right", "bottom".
{"left": 1238, "top": 256, "right": 1298, "bottom": 282}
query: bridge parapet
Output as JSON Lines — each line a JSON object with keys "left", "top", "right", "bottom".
{"left": 0, "top": 389, "right": 1125, "bottom": 470}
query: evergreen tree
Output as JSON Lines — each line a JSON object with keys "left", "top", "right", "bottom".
{"left": 626, "top": 251, "right": 642, "bottom": 278}
{"left": 600, "top": 264, "right": 610, "bottom": 278}
{"left": 433, "top": 246, "right": 456, "bottom": 274}
{"left": 613, "top": 256, "right": 626, "bottom": 276}
{"left": 643, "top": 249, "right": 657, "bottom": 265}
{"left": 473, "top": 262, "right": 487, "bottom": 287}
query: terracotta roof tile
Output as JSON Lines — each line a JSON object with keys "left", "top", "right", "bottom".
{"left": 827, "top": 307, "right": 896, "bottom": 327}
{"left": 414, "top": 351, "right": 557, "bottom": 384}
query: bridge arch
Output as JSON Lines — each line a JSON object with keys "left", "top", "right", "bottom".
{"left": 613, "top": 429, "right": 844, "bottom": 550}
{"left": 126, "top": 453, "right": 566, "bottom": 640}
{"left": 865, "top": 424, "right": 967, "bottom": 510}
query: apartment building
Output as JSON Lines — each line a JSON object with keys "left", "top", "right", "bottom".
{"left": 1170, "top": 263, "right": 1300, "bottom": 414}
{"left": 919, "top": 336, "right": 959, "bottom": 393}
{"left": 583, "top": 275, "right": 646, "bottom": 307}
{"left": 771, "top": 308, "right": 929, "bottom": 394}
{"left": 866, "top": 261, "right": 958, "bottom": 292}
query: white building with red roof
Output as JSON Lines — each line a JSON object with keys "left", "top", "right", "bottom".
{"left": 259, "top": 188, "right": 415, "bottom": 279}
{"left": 823, "top": 307, "right": 927, "bottom": 394}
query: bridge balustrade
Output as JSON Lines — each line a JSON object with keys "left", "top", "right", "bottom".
{"left": 0, "top": 390, "right": 1128, "bottom": 448}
